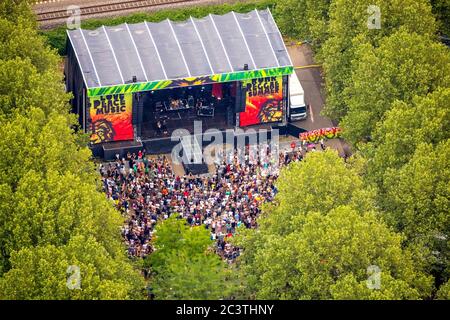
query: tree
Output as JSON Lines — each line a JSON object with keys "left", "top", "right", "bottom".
{"left": 436, "top": 280, "right": 450, "bottom": 300}
{"left": 321, "top": 0, "right": 436, "bottom": 121}
{"left": 0, "top": 0, "right": 36, "bottom": 26}
{"left": 0, "top": 17, "right": 60, "bottom": 75}
{"left": 0, "top": 3, "right": 145, "bottom": 299}
{"left": 0, "top": 235, "right": 145, "bottom": 300}
{"left": 235, "top": 204, "right": 433, "bottom": 299}
{"left": 430, "top": 0, "right": 450, "bottom": 36}
{"left": 274, "top": 0, "right": 331, "bottom": 47}
{"left": 233, "top": 151, "right": 433, "bottom": 299}
{"left": 382, "top": 141, "right": 450, "bottom": 287}
{"left": 233, "top": 151, "right": 434, "bottom": 299}
{"left": 255, "top": 150, "right": 376, "bottom": 237}
{"left": 0, "top": 108, "right": 93, "bottom": 191}
{"left": 366, "top": 88, "right": 450, "bottom": 186}
{"left": 358, "top": 82, "right": 450, "bottom": 297}
{"left": 340, "top": 30, "right": 450, "bottom": 145}
{"left": 147, "top": 216, "right": 237, "bottom": 300}
{"left": 0, "top": 107, "right": 136, "bottom": 275}
{"left": 232, "top": 150, "right": 373, "bottom": 297}
{"left": 0, "top": 58, "right": 70, "bottom": 117}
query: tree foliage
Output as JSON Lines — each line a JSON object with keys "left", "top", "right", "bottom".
{"left": 0, "top": 235, "right": 145, "bottom": 300}
{"left": 275, "top": 0, "right": 331, "bottom": 47}
{"left": 0, "top": 2, "right": 145, "bottom": 299}
{"left": 360, "top": 88, "right": 450, "bottom": 291}
{"left": 234, "top": 151, "right": 433, "bottom": 299}
{"left": 42, "top": 0, "right": 277, "bottom": 55}
{"left": 430, "top": 0, "right": 450, "bottom": 36}
{"left": 367, "top": 88, "right": 450, "bottom": 182}
{"left": 382, "top": 142, "right": 450, "bottom": 283}
{"left": 321, "top": 0, "right": 436, "bottom": 121}
{"left": 340, "top": 30, "right": 450, "bottom": 145}
{"left": 147, "top": 216, "right": 237, "bottom": 300}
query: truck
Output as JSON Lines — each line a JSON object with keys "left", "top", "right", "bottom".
{"left": 288, "top": 71, "right": 308, "bottom": 121}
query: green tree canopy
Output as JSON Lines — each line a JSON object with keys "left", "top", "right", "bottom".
{"left": 233, "top": 151, "right": 432, "bottom": 299}
{"left": 0, "top": 0, "right": 36, "bottom": 26}
{"left": 0, "top": 2, "right": 145, "bottom": 299}
{"left": 274, "top": 0, "right": 331, "bottom": 47}
{"left": 292, "top": 207, "right": 432, "bottom": 299}
{"left": 382, "top": 141, "right": 450, "bottom": 284}
{"left": 147, "top": 216, "right": 237, "bottom": 300}
{"left": 321, "top": 0, "right": 436, "bottom": 121}
{"left": 257, "top": 150, "right": 375, "bottom": 236}
{"left": 366, "top": 88, "right": 450, "bottom": 183}
{"left": 437, "top": 279, "right": 450, "bottom": 300}
{"left": 235, "top": 200, "right": 432, "bottom": 299}
{"left": 0, "top": 58, "right": 70, "bottom": 117}
{"left": 0, "top": 108, "right": 132, "bottom": 275}
{"left": 360, "top": 88, "right": 450, "bottom": 293}
{"left": 0, "top": 235, "right": 145, "bottom": 300}
{"left": 340, "top": 30, "right": 450, "bottom": 145}
{"left": 430, "top": 0, "right": 450, "bottom": 36}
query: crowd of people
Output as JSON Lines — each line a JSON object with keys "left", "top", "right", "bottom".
{"left": 100, "top": 142, "right": 315, "bottom": 264}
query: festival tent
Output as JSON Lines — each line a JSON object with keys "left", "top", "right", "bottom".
{"left": 65, "top": 8, "right": 293, "bottom": 99}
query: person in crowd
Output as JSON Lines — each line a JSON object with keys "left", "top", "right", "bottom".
{"left": 99, "top": 146, "right": 306, "bottom": 262}
{"left": 320, "top": 138, "right": 325, "bottom": 150}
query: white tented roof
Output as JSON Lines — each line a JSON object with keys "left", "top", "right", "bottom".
{"left": 67, "top": 9, "right": 292, "bottom": 88}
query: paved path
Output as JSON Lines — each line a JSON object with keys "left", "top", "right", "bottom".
{"left": 287, "top": 44, "right": 350, "bottom": 157}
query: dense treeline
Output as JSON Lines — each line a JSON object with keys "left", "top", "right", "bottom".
{"left": 234, "top": 0, "right": 450, "bottom": 299}
{"left": 0, "top": 1, "right": 145, "bottom": 299}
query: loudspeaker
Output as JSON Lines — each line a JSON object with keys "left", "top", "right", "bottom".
{"left": 235, "top": 83, "right": 247, "bottom": 113}
{"left": 226, "top": 103, "right": 234, "bottom": 126}
{"left": 132, "top": 93, "right": 144, "bottom": 137}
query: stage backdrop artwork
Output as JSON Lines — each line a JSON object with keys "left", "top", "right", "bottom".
{"left": 240, "top": 76, "right": 284, "bottom": 127}
{"left": 89, "top": 93, "right": 133, "bottom": 144}
{"left": 87, "top": 66, "right": 293, "bottom": 97}
{"left": 299, "top": 127, "right": 342, "bottom": 143}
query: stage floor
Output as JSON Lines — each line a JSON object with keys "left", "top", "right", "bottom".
{"left": 141, "top": 106, "right": 232, "bottom": 140}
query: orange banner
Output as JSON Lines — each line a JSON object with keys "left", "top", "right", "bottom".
{"left": 240, "top": 77, "right": 284, "bottom": 127}
{"left": 89, "top": 93, "right": 133, "bottom": 144}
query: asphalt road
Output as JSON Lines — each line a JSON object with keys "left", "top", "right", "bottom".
{"left": 287, "top": 44, "right": 348, "bottom": 156}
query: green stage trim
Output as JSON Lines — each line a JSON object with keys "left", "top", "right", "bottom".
{"left": 87, "top": 66, "right": 293, "bottom": 97}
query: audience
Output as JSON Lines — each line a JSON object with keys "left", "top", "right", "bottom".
{"left": 100, "top": 144, "right": 309, "bottom": 264}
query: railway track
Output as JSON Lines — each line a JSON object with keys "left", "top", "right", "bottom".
{"left": 35, "top": 0, "right": 210, "bottom": 27}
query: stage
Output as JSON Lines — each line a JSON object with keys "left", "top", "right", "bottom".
{"left": 65, "top": 9, "right": 295, "bottom": 160}
{"left": 139, "top": 83, "right": 235, "bottom": 140}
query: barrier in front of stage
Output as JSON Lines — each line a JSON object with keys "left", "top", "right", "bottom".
{"left": 95, "top": 124, "right": 306, "bottom": 160}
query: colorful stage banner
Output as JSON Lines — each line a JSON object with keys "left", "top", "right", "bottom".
{"left": 239, "top": 76, "right": 284, "bottom": 127}
{"left": 299, "top": 127, "right": 342, "bottom": 143}
{"left": 89, "top": 93, "right": 133, "bottom": 144}
{"left": 87, "top": 66, "right": 293, "bottom": 97}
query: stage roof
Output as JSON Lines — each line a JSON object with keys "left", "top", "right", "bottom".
{"left": 67, "top": 9, "right": 293, "bottom": 97}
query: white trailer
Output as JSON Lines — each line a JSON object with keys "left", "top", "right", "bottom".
{"left": 288, "top": 72, "right": 308, "bottom": 121}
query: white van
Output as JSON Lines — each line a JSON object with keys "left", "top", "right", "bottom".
{"left": 288, "top": 72, "right": 308, "bottom": 121}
